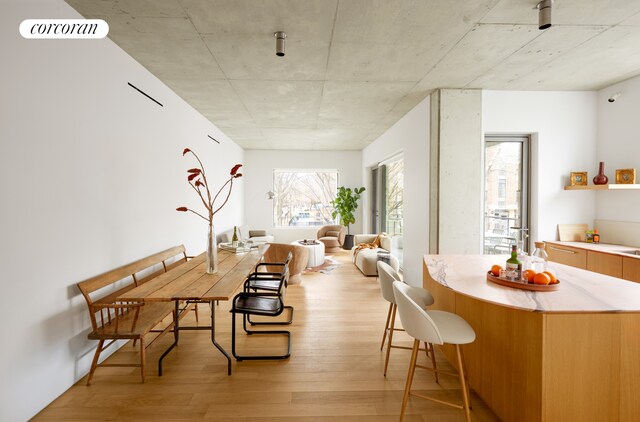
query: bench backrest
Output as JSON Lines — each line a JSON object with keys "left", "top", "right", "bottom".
{"left": 77, "top": 245, "right": 187, "bottom": 331}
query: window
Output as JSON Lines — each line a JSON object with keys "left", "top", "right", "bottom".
{"left": 273, "top": 169, "right": 338, "bottom": 228}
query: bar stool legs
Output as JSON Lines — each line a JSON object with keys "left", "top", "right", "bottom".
{"left": 399, "top": 339, "right": 420, "bottom": 422}
{"left": 427, "top": 341, "right": 438, "bottom": 383}
{"left": 456, "top": 345, "right": 472, "bottom": 421}
{"left": 399, "top": 341, "right": 472, "bottom": 422}
{"left": 380, "top": 302, "right": 393, "bottom": 350}
{"left": 382, "top": 304, "right": 434, "bottom": 378}
{"left": 383, "top": 304, "right": 397, "bottom": 376}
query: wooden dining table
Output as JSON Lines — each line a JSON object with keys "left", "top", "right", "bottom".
{"left": 117, "top": 248, "right": 265, "bottom": 376}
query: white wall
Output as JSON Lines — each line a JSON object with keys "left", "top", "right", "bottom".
{"left": 244, "top": 150, "right": 363, "bottom": 244}
{"left": 0, "top": 1, "right": 244, "bottom": 420}
{"left": 483, "top": 91, "right": 598, "bottom": 245}
{"left": 362, "top": 98, "right": 430, "bottom": 286}
{"left": 596, "top": 75, "right": 640, "bottom": 241}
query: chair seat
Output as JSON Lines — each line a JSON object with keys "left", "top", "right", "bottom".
{"left": 428, "top": 310, "right": 476, "bottom": 345}
{"left": 319, "top": 237, "right": 341, "bottom": 247}
{"left": 233, "top": 295, "right": 282, "bottom": 316}
{"left": 246, "top": 279, "right": 280, "bottom": 292}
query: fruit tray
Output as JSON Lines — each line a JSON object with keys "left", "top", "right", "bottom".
{"left": 486, "top": 272, "right": 560, "bottom": 292}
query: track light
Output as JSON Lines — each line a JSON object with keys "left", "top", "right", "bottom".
{"left": 274, "top": 31, "right": 286, "bottom": 57}
{"left": 536, "top": 0, "right": 553, "bottom": 30}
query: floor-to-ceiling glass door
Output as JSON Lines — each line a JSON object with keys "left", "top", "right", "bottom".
{"left": 384, "top": 158, "right": 404, "bottom": 237}
{"left": 371, "top": 155, "right": 404, "bottom": 266}
{"left": 483, "top": 136, "right": 529, "bottom": 254}
{"left": 370, "top": 167, "right": 381, "bottom": 233}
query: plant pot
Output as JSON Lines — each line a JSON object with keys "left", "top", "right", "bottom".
{"left": 343, "top": 234, "right": 354, "bottom": 250}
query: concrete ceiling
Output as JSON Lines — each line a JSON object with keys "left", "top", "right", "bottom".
{"left": 66, "top": 0, "right": 640, "bottom": 150}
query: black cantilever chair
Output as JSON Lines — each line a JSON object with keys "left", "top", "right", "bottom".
{"left": 230, "top": 265, "right": 291, "bottom": 361}
{"left": 245, "top": 251, "right": 293, "bottom": 291}
{"left": 243, "top": 251, "right": 294, "bottom": 325}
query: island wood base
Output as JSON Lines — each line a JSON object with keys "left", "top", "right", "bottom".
{"left": 424, "top": 262, "right": 640, "bottom": 422}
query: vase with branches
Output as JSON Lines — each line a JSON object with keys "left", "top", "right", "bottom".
{"left": 176, "top": 148, "right": 243, "bottom": 274}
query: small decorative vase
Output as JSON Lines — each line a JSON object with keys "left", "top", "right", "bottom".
{"left": 593, "top": 161, "right": 609, "bottom": 185}
{"left": 206, "top": 223, "right": 218, "bottom": 274}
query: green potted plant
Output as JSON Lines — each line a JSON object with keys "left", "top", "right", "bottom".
{"left": 330, "top": 186, "right": 365, "bottom": 250}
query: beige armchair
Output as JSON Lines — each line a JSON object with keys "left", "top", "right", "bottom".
{"left": 316, "top": 225, "right": 346, "bottom": 253}
{"left": 262, "top": 243, "right": 309, "bottom": 284}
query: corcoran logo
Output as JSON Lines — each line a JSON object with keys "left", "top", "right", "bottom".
{"left": 20, "top": 19, "right": 109, "bottom": 39}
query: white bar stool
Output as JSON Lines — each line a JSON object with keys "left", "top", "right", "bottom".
{"left": 377, "top": 261, "right": 436, "bottom": 377}
{"left": 393, "top": 281, "right": 476, "bottom": 422}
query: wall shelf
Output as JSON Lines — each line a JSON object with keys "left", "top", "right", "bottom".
{"left": 564, "top": 184, "right": 640, "bottom": 190}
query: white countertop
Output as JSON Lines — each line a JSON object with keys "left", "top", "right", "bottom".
{"left": 545, "top": 241, "right": 640, "bottom": 259}
{"left": 424, "top": 255, "right": 640, "bottom": 313}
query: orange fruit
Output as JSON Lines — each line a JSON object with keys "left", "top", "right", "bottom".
{"left": 533, "top": 273, "right": 551, "bottom": 285}
{"left": 490, "top": 265, "right": 502, "bottom": 276}
{"left": 543, "top": 271, "right": 557, "bottom": 284}
{"left": 523, "top": 269, "right": 537, "bottom": 283}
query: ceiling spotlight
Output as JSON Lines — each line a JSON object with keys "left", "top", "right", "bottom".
{"left": 274, "top": 31, "right": 286, "bottom": 57}
{"left": 608, "top": 92, "right": 621, "bottom": 103}
{"left": 536, "top": 0, "right": 553, "bottom": 30}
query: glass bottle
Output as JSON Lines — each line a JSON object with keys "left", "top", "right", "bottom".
{"left": 511, "top": 227, "right": 529, "bottom": 270}
{"left": 506, "top": 244, "right": 522, "bottom": 281}
{"left": 518, "top": 246, "right": 530, "bottom": 271}
{"left": 232, "top": 226, "right": 239, "bottom": 247}
{"left": 593, "top": 229, "right": 600, "bottom": 244}
{"left": 530, "top": 241, "right": 548, "bottom": 273}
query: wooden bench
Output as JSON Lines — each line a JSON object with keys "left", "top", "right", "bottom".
{"left": 77, "top": 245, "right": 193, "bottom": 385}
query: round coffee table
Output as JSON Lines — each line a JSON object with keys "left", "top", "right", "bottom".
{"left": 291, "top": 240, "right": 325, "bottom": 268}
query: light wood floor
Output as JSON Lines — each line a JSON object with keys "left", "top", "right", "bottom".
{"left": 35, "top": 251, "right": 499, "bottom": 421}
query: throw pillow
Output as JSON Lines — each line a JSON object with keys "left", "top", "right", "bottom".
{"left": 249, "top": 230, "right": 267, "bottom": 237}
{"left": 326, "top": 230, "right": 341, "bottom": 238}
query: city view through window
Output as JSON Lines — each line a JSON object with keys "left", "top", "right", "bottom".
{"left": 273, "top": 170, "right": 338, "bottom": 227}
{"left": 484, "top": 138, "right": 527, "bottom": 254}
{"left": 385, "top": 159, "right": 404, "bottom": 236}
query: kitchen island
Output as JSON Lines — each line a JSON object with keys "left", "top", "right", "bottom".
{"left": 423, "top": 255, "right": 640, "bottom": 422}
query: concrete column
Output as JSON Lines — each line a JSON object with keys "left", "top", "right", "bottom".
{"left": 430, "top": 89, "right": 483, "bottom": 254}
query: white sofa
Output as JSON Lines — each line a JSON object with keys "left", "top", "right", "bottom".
{"left": 351, "top": 234, "right": 400, "bottom": 276}
{"left": 220, "top": 224, "right": 274, "bottom": 244}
